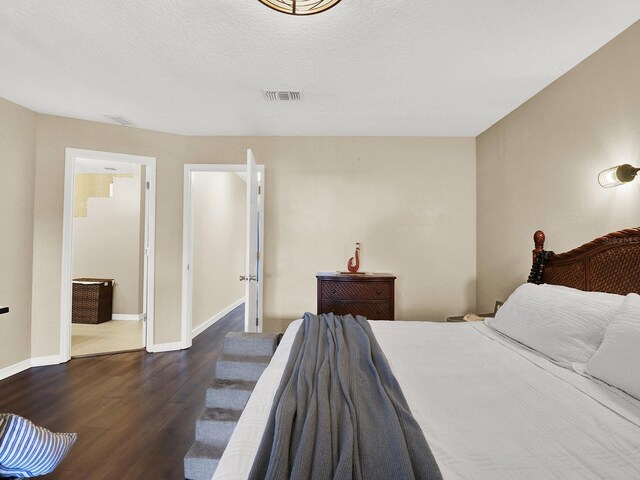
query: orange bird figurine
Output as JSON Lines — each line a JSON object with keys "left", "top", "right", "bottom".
{"left": 347, "top": 243, "right": 360, "bottom": 273}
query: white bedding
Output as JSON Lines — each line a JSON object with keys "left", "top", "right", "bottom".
{"left": 213, "top": 320, "right": 640, "bottom": 480}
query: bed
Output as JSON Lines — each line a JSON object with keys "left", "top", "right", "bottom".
{"left": 213, "top": 228, "right": 640, "bottom": 480}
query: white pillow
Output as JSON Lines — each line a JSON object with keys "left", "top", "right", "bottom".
{"left": 486, "top": 283, "right": 624, "bottom": 366}
{"left": 0, "top": 414, "right": 77, "bottom": 477}
{"left": 587, "top": 293, "right": 640, "bottom": 400}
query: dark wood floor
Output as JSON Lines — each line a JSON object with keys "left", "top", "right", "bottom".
{"left": 0, "top": 305, "right": 244, "bottom": 479}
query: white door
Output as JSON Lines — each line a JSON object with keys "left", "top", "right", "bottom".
{"left": 244, "top": 149, "right": 260, "bottom": 332}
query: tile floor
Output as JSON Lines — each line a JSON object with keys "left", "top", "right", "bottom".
{"left": 71, "top": 320, "right": 144, "bottom": 356}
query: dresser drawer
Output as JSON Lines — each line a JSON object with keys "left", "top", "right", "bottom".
{"left": 321, "top": 281, "right": 392, "bottom": 301}
{"left": 319, "top": 301, "right": 393, "bottom": 321}
{"left": 317, "top": 273, "right": 396, "bottom": 320}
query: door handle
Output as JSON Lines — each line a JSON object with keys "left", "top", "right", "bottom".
{"left": 239, "top": 275, "right": 257, "bottom": 282}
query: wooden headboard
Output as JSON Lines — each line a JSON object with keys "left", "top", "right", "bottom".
{"left": 531, "top": 228, "right": 640, "bottom": 296}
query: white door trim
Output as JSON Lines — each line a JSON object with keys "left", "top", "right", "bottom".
{"left": 61, "top": 148, "right": 157, "bottom": 360}
{"left": 244, "top": 150, "right": 257, "bottom": 333}
{"left": 181, "top": 163, "right": 265, "bottom": 348}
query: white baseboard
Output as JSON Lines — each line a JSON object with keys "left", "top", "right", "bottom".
{"left": 0, "top": 359, "right": 31, "bottom": 381}
{"left": 150, "top": 341, "right": 185, "bottom": 353}
{"left": 31, "top": 355, "right": 65, "bottom": 367}
{"left": 0, "top": 298, "right": 243, "bottom": 379}
{"left": 0, "top": 355, "right": 65, "bottom": 381}
{"left": 0, "top": 341, "right": 192, "bottom": 380}
{"left": 112, "top": 314, "right": 144, "bottom": 321}
{"left": 192, "top": 298, "right": 244, "bottom": 339}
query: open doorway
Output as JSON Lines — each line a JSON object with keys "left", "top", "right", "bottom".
{"left": 182, "top": 158, "right": 264, "bottom": 348}
{"left": 61, "top": 149, "right": 156, "bottom": 360}
{"left": 71, "top": 159, "right": 144, "bottom": 356}
{"left": 191, "top": 171, "right": 246, "bottom": 338}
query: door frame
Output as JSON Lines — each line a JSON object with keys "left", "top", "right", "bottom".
{"left": 181, "top": 163, "right": 265, "bottom": 348}
{"left": 61, "top": 148, "right": 157, "bottom": 360}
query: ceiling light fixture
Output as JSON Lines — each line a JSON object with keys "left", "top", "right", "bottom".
{"left": 257, "top": 0, "right": 342, "bottom": 15}
{"left": 598, "top": 164, "right": 639, "bottom": 188}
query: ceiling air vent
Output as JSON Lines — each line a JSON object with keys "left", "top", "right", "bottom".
{"left": 263, "top": 90, "right": 303, "bottom": 101}
{"left": 105, "top": 115, "right": 136, "bottom": 127}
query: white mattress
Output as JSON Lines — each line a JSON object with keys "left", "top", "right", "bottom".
{"left": 213, "top": 320, "right": 640, "bottom": 480}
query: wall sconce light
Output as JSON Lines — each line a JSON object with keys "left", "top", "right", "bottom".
{"left": 598, "top": 164, "right": 639, "bottom": 188}
{"left": 258, "top": 0, "right": 342, "bottom": 15}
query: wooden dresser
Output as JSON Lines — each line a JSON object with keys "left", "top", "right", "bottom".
{"left": 316, "top": 273, "right": 396, "bottom": 320}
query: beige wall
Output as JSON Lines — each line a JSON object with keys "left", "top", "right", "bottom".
{"left": 73, "top": 172, "right": 143, "bottom": 315}
{"left": 31, "top": 115, "right": 187, "bottom": 355}
{"left": 477, "top": 21, "right": 640, "bottom": 311}
{"left": 0, "top": 98, "right": 36, "bottom": 369}
{"left": 254, "top": 137, "right": 477, "bottom": 331}
{"left": 187, "top": 137, "right": 477, "bottom": 332}
{"left": 25, "top": 114, "right": 476, "bottom": 356}
{"left": 192, "top": 172, "right": 246, "bottom": 330}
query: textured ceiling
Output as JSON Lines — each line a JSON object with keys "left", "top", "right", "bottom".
{"left": 1, "top": 1, "right": 639, "bottom": 136}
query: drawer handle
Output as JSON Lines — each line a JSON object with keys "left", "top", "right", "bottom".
{"left": 331, "top": 288, "right": 336, "bottom": 294}
{"left": 376, "top": 289, "right": 381, "bottom": 295}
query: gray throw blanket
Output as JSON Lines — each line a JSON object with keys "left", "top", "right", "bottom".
{"left": 248, "top": 313, "right": 443, "bottom": 480}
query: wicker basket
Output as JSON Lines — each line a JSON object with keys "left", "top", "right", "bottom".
{"left": 72, "top": 278, "right": 114, "bottom": 324}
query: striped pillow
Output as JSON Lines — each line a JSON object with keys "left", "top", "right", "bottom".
{"left": 0, "top": 414, "right": 77, "bottom": 478}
